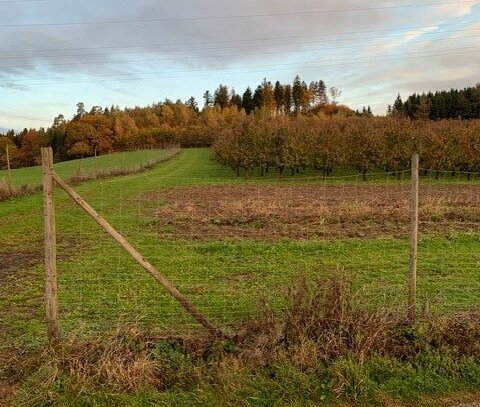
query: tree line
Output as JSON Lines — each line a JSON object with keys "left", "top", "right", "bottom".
{"left": 205, "top": 76, "right": 343, "bottom": 115}
{"left": 1, "top": 75, "right": 351, "bottom": 169}
{"left": 0, "top": 101, "right": 232, "bottom": 168}
{"left": 389, "top": 84, "right": 480, "bottom": 120}
{"left": 212, "top": 115, "right": 480, "bottom": 179}
{"left": 2, "top": 79, "right": 480, "bottom": 173}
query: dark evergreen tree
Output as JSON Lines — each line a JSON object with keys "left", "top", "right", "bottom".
{"left": 274, "top": 81, "right": 285, "bottom": 114}
{"left": 284, "top": 85, "right": 292, "bottom": 114}
{"left": 186, "top": 96, "right": 199, "bottom": 114}
{"left": 74, "top": 102, "right": 86, "bottom": 120}
{"left": 203, "top": 90, "right": 213, "bottom": 108}
{"left": 242, "top": 87, "right": 255, "bottom": 115}
{"left": 253, "top": 85, "right": 264, "bottom": 110}
{"left": 292, "top": 75, "right": 303, "bottom": 114}
{"left": 392, "top": 94, "right": 405, "bottom": 117}
{"left": 229, "top": 89, "right": 243, "bottom": 111}
{"left": 318, "top": 80, "right": 328, "bottom": 105}
{"left": 391, "top": 85, "right": 480, "bottom": 120}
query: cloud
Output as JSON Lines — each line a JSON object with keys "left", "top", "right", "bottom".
{"left": 0, "top": 0, "right": 479, "bottom": 126}
{"left": 431, "top": 0, "right": 480, "bottom": 18}
{"left": 404, "top": 25, "right": 440, "bottom": 41}
{"left": 0, "top": 0, "right": 391, "bottom": 78}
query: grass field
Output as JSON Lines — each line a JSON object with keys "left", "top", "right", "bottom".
{"left": 0, "top": 149, "right": 171, "bottom": 188}
{"left": 1, "top": 148, "right": 480, "bottom": 406}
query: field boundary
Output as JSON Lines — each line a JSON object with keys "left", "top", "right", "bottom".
{"left": 0, "top": 146, "right": 180, "bottom": 202}
{"left": 41, "top": 147, "right": 224, "bottom": 342}
{"left": 38, "top": 147, "right": 426, "bottom": 342}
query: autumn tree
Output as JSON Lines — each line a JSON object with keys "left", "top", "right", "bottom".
{"left": 214, "top": 85, "right": 230, "bottom": 109}
{"left": 0, "top": 137, "right": 21, "bottom": 169}
{"left": 261, "top": 78, "right": 276, "bottom": 115}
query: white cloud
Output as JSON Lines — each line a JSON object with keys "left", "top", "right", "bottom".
{"left": 404, "top": 25, "right": 439, "bottom": 41}
{"left": 431, "top": 1, "right": 480, "bottom": 18}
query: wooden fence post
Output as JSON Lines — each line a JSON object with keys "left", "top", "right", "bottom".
{"left": 51, "top": 171, "right": 226, "bottom": 338}
{"left": 6, "top": 144, "right": 12, "bottom": 193}
{"left": 42, "top": 147, "right": 60, "bottom": 342}
{"left": 408, "top": 153, "right": 419, "bottom": 322}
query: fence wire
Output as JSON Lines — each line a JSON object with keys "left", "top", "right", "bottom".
{"left": 46, "top": 167, "right": 480, "bottom": 337}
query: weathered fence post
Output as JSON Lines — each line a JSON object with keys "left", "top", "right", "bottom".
{"left": 408, "top": 153, "right": 419, "bottom": 322}
{"left": 5, "top": 144, "right": 12, "bottom": 193}
{"left": 41, "top": 147, "right": 60, "bottom": 342}
{"left": 51, "top": 171, "right": 226, "bottom": 338}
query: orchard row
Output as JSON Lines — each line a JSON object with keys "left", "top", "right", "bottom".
{"left": 212, "top": 116, "right": 480, "bottom": 179}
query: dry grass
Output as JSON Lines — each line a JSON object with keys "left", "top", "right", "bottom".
{"left": 147, "top": 184, "right": 480, "bottom": 240}
{"left": 3, "top": 274, "right": 480, "bottom": 405}
{"left": 66, "top": 158, "right": 166, "bottom": 186}
{"left": 282, "top": 276, "right": 397, "bottom": 364}
{"left": 0, "top": 183, "right": 38, "bottom": 202}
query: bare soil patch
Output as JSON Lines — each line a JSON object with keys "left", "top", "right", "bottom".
{"left": 0, "top": 381, "right": 15, "bottom": 406}
{"left": 0, "top": 235, "right": 89, "bottom": 283}
{"left": 0, "top": 250, "right": 42, "bottom": 279}
{"left": 145, "top": 184, "right": 480, "bottom": 241}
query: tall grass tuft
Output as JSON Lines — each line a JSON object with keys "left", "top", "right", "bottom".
{"left": 0, "top": 147, "right": 180, "bottom": 202}
{"left": 6, "top": 273, "right": 480, "bottom": 405}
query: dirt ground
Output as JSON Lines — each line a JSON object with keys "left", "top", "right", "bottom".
{"left": 0, "top": 249, "right": 42, "bottom": 280}
{"left": 0, "top": 235, "right": 88, "bottom": 283}
{"left": 145, "top": 184, "right": 480, "bottom": 241}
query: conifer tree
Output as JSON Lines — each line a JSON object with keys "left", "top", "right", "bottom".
{"left": 242, "top": 87, "right": 255, "bottom": 115}
{"left": 229, "top": 89, "right": 243, "bottom": 111}
{"left": 203, "top": 90, "right": 213, "bottom": 108}
{"left": 392, "top": 94, "right": 405, "bottom": 117}
{"left": 292, "top": 75, "right": 303, "bottom": 114}
{"left": 284, "top": 85, "right": 292, "bottom": 114}
{"left": 274, "top": 81, "right": 285, "bottom": 114}
{"left": 253, "top": 85, "right": 264, "bottom": 110}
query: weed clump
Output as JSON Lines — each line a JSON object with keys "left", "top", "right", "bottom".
{"left": 6, "top": 274, "right": 480, "bottom": 406}
{"left": 0, "top": 183, "right": 38, "bottom": 201}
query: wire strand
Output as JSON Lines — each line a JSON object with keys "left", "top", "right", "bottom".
{"left": 2, "top": 27, "right": 479, "bottom": 61}
{"left": 5, "top": 47, "right": 478, "bottom": 87}
{"left": 1, "top": 20, "right": 474, "bottom": 54}
{"left": 0, "top": 0, "right": 477, "bottom": 27}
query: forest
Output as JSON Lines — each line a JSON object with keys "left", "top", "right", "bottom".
{"left": 1, "top": 78, "right": 480, "bottom": 175}
{"left": 0, "top": 76, "right": 350, "bottom": 168}
{"left": 389, "top": 84, "right": 480, "bottom": 120}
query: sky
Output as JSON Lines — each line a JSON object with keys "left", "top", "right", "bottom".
{"left": 0, "top": 0, "right": 479, "bottom": 131}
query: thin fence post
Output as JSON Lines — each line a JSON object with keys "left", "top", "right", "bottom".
{"left": 408, "top": 153, "right": 419, "bottom": 322}
{"left": 42, "top": 147, "right": 60, "bottom": 342}
{"left": 5, "top": 144, "right": 12, "bottom": 193}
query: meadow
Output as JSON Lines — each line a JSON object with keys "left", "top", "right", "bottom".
{"left": 0, "top": 148, "right": 170, "bottom": 188}
{"left": 1, "top": 148, "right": 480, "bottom": 406}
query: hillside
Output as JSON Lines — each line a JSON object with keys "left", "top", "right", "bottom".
{"left": 0, "top": 148, "right": 175, "bottom": 188}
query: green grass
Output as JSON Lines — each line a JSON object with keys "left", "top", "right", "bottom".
{"left": 1, "top": 147, "right": 480, "bottom": 406}
{"left": 0, "top": 149, "right": 170, "bottom": 187}
{"left": 1, "top": 148, "right": 480, "bottom": 340}
{"left": 13, "top": 353, "right": 480, "bottom": 407}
